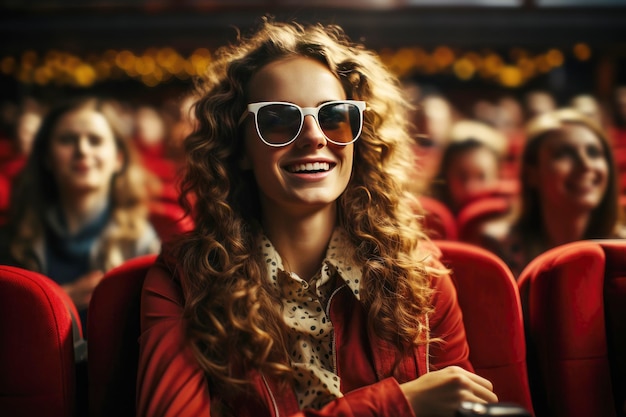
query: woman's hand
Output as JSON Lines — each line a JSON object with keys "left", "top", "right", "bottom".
{"left": 400, "top": 366, "right": 498, "bottom": 417}
{"left": 62, "top": 270, "right": 105, "bottom": 310}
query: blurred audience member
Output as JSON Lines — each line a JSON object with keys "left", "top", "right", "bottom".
{"left": 100, "top": 98, "right": 135, "bottom": 139}
{"left": 480, "top": 108, "right": 625, "bottom": 277}
{"left": 167, "top": 92, "right": 198, "bottom": 161}
{"left": 523, "top": 90, "right": 556, "bottom": 121}
{"left": 408, "top": 88, "right": 457, "bottom": 195}
{"left": 0, "top": 98, "right": 45, "bottom": 224}
{"left": 429, "top": 120, "right": 506, "bottom": 215}
{"left": 472, "top": 96, "right": 525, "bottom": 180}
{"left": 133, "top": 103, "right": 182, "bottom": 189}
{"left": 495, "top": 96, "right": 525, "bottom": 138}
{"left": 15, "top": 108, "right": 42, "bottom": 157}
{"left": 0, "top": 98, "right": 45, "bottom": 181}
{"left": 570, "top": 94, "right": 606, "bottom": 128}
{"left": 0, "top": 96, "right": 160, "bottom": 329}
{"left": 133, "top": 104, "right": 168, "bottom": 158}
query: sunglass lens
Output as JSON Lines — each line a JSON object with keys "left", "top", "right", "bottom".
{"left": 319, "top": 103, "right": 361, "bottom": 143}
{"left": 256, "top": 104, "right": 301, "bottom": 145}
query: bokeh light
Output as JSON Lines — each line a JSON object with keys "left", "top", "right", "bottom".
{"left": 0, "top": 44, "right": 592, "bottom": 88}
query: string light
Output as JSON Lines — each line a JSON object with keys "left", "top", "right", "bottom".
{"left": 0, "top": 45, "right": 589, "bottom": 88}
{"left": 573, "top": 43, "right": 592, "bottom": 61}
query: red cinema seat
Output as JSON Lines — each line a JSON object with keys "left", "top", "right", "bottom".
{"left": 0, "top": 265, "right": 82, "bottom": 417}
{"left": 88, "top": 254, "right": 158, "bottom": 417}
{"left": 418, "top": 196, "right": 458, "bottom": 240}
{"left": 456, "top": 196, "right": 512, "bottom": 245}
{"left": 518, "top": 240, "right": 626, "bottom": 417}
{"left": 435, "top": 240, "right": 535, "bottom": 415}
{"left": 149, "top": 201, "right": 194, "bottom": 243}
{"left": 142, "top": 157, "right": 180, "bottom": 184}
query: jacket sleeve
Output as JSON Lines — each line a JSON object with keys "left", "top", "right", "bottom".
{"left": 136, "top": 258, "right": 212, "bottom": 417}
{"left": 296, "top": 378, "right": 415, "bottom": 417}
{"left": 427, "top": 271, "right": 474, "bottom": 372}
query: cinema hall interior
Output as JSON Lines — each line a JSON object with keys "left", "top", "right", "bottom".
{"left": 1, "top": 1, "right": 626, "bottom": 417}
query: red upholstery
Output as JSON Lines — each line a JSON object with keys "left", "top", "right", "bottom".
{"left": 0, "top": 138, "right": 13, "bottom": 161}
{"left": 0, "top": 174, "right": 10, "bottom": 226}
{"left": 156, "top": 181, "right": 183, "bottom": 205}
{"left": 435, "top": 240, "right": 534, "bottom": 415}
{"left": 418, "top": 196, "right": 458, "bottom": 240}
{"left": 456, "top": 196, "right": 511, "bottom": 244}
{"left": 88, "top": 254, "right": 158, "bottom": 417}
{"left": 603, "top": 242, "right": 626, "bottom": 417}
{"left": 459, "top": 180, "right": 520, "bottom": 206}
{"left": 142, "top": 156, "right": 180, "bottom": 184}
{"left": 149, "top": 201, "right": 194, "bottom": 243}
{"left": 0, "top": 156, "right": 26, "bottom": 181}
{"left": 0, "top": 265, "right": 79, "bottom": 417}
{"left": 518, "top": 240, "right": 626, "bottom": 417}
{"left": 614, "top": 148, "right": 626, "bottom": 171}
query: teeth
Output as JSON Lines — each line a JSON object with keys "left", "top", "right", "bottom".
{"left": 289, "top": 162, "right": 331, "bottom": 173}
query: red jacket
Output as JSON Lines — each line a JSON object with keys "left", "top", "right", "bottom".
{"left": 137, "top": 252, "right": 472, "bottom": 417}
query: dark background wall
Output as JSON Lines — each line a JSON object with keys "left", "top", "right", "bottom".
{"left": 1, "top": 1, "right": 625, "bottom": 109}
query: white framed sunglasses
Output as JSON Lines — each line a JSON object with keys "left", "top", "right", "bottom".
{"left": 238, "top": 100, "right": 366, "bottom": 147}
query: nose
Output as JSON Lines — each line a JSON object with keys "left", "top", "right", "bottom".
{"left": 575, "top": 149, "right": 594, "bottom": 170}
{"left": 295, "top": 115, "right": 327, "bottom": 149}
{"left": 74, "top": 136, "right": 90, "bottom": 155}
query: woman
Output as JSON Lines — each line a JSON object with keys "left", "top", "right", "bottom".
{"left": 0, "top": 96, "right": 160, "bottom": 325}
{"left": 481, "top": 107, "right": 625, "bottom": 277}
{"left": 435, "top": 140, "right": 502, "bottom": 213}
{"left": 137, "top": 20, "right": 497, "bottom": 416}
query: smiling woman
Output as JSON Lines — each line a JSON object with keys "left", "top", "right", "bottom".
{"left": 136, "top": 18, "right": 500, "bottom": 417}
{"left": 0, "top": 96, "right": 161, "bottom": 330}
{"left": 479, "top": 107, "right": 626, "bottom": 277}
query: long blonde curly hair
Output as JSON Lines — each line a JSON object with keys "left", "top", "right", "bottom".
{"left": 174, "top": 18, "right": 439, "bottom": 393}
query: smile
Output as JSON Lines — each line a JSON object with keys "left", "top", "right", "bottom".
{"left": 286, "top": 162, "right": 333, "bottom": 173}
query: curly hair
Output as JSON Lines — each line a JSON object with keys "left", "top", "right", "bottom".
{"left": 174, "top": 18, "right": 439, "bottom": 392}
{"left": 7, "top": 96, "right": 154, "bottom": 272}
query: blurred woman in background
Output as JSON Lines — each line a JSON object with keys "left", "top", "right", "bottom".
{"left": 429, "top": 120, "right": 507, "bottom": 215}
{"left": 481, "top": 108, "right": 625, "bottom": 277}
{"left": 0, "top": 96, "right": 160, "bottom": 327}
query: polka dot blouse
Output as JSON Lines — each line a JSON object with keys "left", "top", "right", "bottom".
{"left": 260, "top": 227, "right": 363, "bottom": 410}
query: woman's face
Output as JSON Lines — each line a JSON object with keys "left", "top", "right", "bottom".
{"left": 446, "top": 146, "right": 500, "bottom": 208}
{"left": 240, "top": 56, "right": 355, "bottom": 216}
{"left": 47, "top": 107, "right": 122, "bottom": 198}
{"left": 528, "top": 123, "right": 609, "bottom": 214}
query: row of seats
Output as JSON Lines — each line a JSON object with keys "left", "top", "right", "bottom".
{"left": 420, "top": 195, "right": 513, "bottom": 243}
{"left": 1, "top": 239, "right": 625, "bottom": 416}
